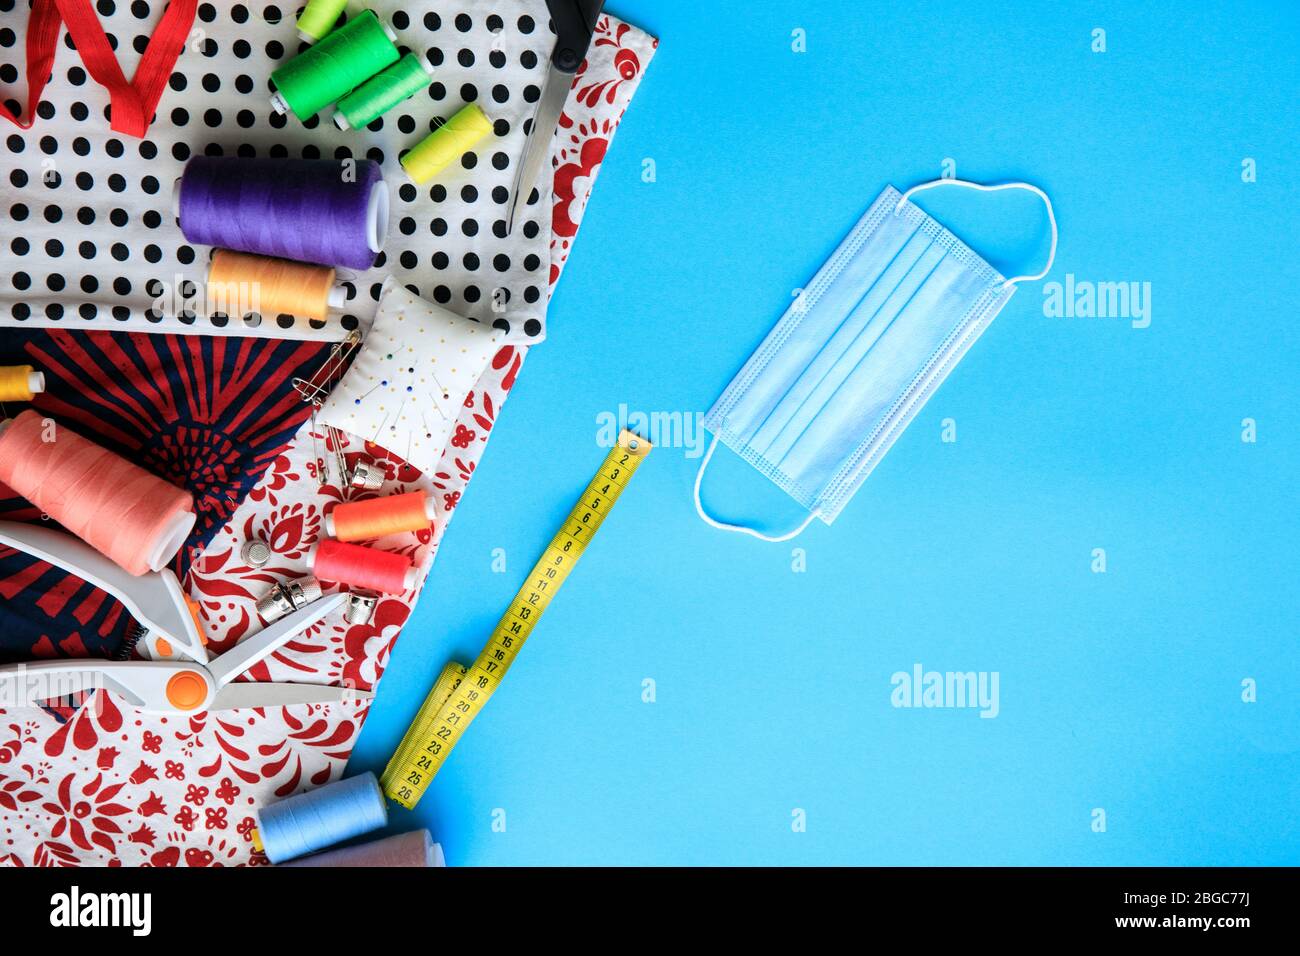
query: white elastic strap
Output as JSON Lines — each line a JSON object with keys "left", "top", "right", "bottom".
{"left": 893, "top": 178, "right": 1058, "bottom": 288}
{"left": 693, "top": 435, "right": 820, "bottom": 542}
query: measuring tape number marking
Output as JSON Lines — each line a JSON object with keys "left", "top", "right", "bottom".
{"left": 381, "top": 429, "right": 651, "bottom": 809}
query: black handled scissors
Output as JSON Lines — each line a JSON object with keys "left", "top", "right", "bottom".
{"left": 506, "top": 0, "right": 605, "bottom": 234}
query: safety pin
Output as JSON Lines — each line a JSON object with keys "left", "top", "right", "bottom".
{"left": 327, "top": 425, "right": 352, "bottom": 488}
{"left": 292, "top": 329, "right": 362, "bottom": 409}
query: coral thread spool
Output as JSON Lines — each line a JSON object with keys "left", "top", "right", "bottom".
{"left": 313, "top": 539, "right": 417, "bottom": 593}
{"left": 324, "top": 490, "right": 436, "bottom": 541}
{"left": 0, "top": 410, "right": 195, "bottom": 575}
{"left": 0, "top": 365, "right": 45, "bottom": 401}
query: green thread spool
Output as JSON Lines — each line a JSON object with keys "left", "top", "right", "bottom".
{"left": 400, "top": 104, "right": 493, "bottom": 185}
{"left": 334, "top": 53, "right": 435, "bottom": 130}
{"left": 270, "top": 10, "right": 399, "bottom": 121}
{"left": 297, "top": 0, "right": 349, "bottom": 43}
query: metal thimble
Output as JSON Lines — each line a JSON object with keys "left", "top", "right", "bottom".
{"left": 350, "top": 459, "right": 385, "bottom": 490}
{"left": 240, "top": 539, "right": 271, "bottom": 568}
{"left": 344, "top": 592, "right": 379, "bottom": 626}
{"left": 255, "top": 576, "right": 324, "bottom": 622}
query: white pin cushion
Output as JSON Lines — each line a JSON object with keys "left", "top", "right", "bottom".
{"left": 316, "top": 278, "right": 502, "bottom": 475}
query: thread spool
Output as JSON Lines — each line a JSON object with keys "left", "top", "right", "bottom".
{"left": 0, "top": 410, "right": 195, "bottom": 575}
{"left": 176, "top": 157, "right": 389, "bottom": 271}
{"left": 296, "top": 0, "right": 348, "bottom": 43}
{"left": 324, "top": 490, "right": 435, "bottom": 540}
{"left": 400, "top": 104, "right": 492, "bottom": 185}
{"left": 270, "top": 10, "right": 400, "bottom": 120}
{"left": 282, "top": 829, "right": 445, "bottom": 867}
{"left": 0, "top": 365, "right": 46, "bottom": 402}
{"left": 208, "top": 250, "right": 346, "bottom": 322}
{"left": 334, "top": 53, "right": 435, "bottom": 130}
{"left": 256, "top": 772, "right": 388, "bottom": 864}
{"left": 313, "top": 539, "right": 417, "bottom": 593}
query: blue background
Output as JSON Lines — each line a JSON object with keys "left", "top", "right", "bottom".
{"left": 349, "top": 0, "right": 1300, "bottom": 865}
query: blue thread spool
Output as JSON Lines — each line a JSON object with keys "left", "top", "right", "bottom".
{"left": 256, "top": 772, "right": 388, "bottom": 864}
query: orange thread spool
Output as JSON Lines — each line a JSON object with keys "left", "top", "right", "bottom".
{"left": 0, "top": 410, "right": 195, "bottom": 575}
{"left": 325, "top": 491, "right": 435, "bottom": 542}
{"left": 207, "top": 249, "right": 343, "bottom": 321}
{"left": 313, "top": 539, "right": 416, "bottom": 593}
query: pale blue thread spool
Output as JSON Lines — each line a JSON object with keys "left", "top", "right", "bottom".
{"left": 257, "top": 771, "right": 388, "bottom": 864}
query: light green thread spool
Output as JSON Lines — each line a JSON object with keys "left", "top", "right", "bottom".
{"left": 297, "top": 0, "right": 349, "bottom": 43}
{"left": 334, "top": 53, "right": 435, "bottom": 130}
{"left": 270, "top": 10, "right": 399, "bottom": 121}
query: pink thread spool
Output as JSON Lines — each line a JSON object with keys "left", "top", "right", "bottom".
{"left": 313, "top": 539, "right": 417, "bottom": 593}
{"left": 281, "top": 829, "right": 445, "bottom": 867}
{"left": 0, "top": 410, "right": 195, "bottom": 575}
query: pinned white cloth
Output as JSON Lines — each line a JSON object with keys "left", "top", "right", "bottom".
{"left": 319, "top": 278, "right": 501, "bottom": 473}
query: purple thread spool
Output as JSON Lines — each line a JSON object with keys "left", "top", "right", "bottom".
{"left": 175, "top": 157, "right": 389, "bottom": 271}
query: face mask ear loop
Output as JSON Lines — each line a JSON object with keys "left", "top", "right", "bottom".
{"left": 694, "top": 434, "right": 820, "bottom": 542}
{"left": 893, "top": 178, "right": 1058, "bottom": 289}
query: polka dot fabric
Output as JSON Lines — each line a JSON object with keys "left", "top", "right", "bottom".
{"left": 318, "top": 277, "right": 501, "bottom": 474}
{"left": 0, "top": 0, "right": 560, "bottom": 341}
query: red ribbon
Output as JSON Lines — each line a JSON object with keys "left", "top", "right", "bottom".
{"left": 1, "top": 0, "right": 197, "bottom": 138}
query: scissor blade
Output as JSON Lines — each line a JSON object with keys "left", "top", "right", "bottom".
{"left": 206, "top": 592, "right": 348, "bottom": 688}
{"left": 0, "top": 520, "right": 206, "bottom": 664}
{"left": 208, "top": 682, "right": 374, "bottom": 712}
{"left": 0, "top": 662, "right": 140, "bottom": 709}
{"left": 506, "top": 64, "right": 571, "bottom": 234}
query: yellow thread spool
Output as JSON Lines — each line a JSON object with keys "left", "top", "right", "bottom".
{"left": 207, "top": 250, "right": 344, "bottom": 322}
{"left": 400, "top": 104, "right": 493, "bottom": 185}
{"left": 0, "top": 365, "right": 46, "bottom": 402}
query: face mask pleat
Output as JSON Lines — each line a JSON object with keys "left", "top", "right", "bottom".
{"left": 753, "top": 231, "right": 947, "bottom": 467}
{"left": 736, "top": 225, "right": 928, "bottom": 449}
{"left": 715, "top": 212, "right": 921, "bottom": 446}
{"left": 782, "top": 252, "right": 1001, "bottom": 493}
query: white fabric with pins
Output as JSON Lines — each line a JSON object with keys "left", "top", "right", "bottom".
{"left": 317, "top": 277, "right": 502, "bottom": 472}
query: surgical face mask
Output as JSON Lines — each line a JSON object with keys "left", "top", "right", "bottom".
{"left": 694, "top": 178, "right": 1058, "bottom": 541}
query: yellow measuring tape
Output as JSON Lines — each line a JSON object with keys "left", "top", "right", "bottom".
{"left": 381, "top": 429, "right": 652, "bottom": 809}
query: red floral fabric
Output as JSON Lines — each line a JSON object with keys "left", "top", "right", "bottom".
{"left": 550, "top": 18, "right": 659, "bottom": 287}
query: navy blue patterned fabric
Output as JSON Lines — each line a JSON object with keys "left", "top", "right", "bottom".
{"left": 0, "top": 329, "right": 328, "bottom": 663}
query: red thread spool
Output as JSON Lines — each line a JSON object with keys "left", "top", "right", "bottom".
{"left": 325, "top": 490, "right": 435, "bottom": 541}
{"left": 0, "top": 410, "right": 195, "bottom": 575}
{"left": 313, "top": 539, "right": 416, "bottom": 593}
